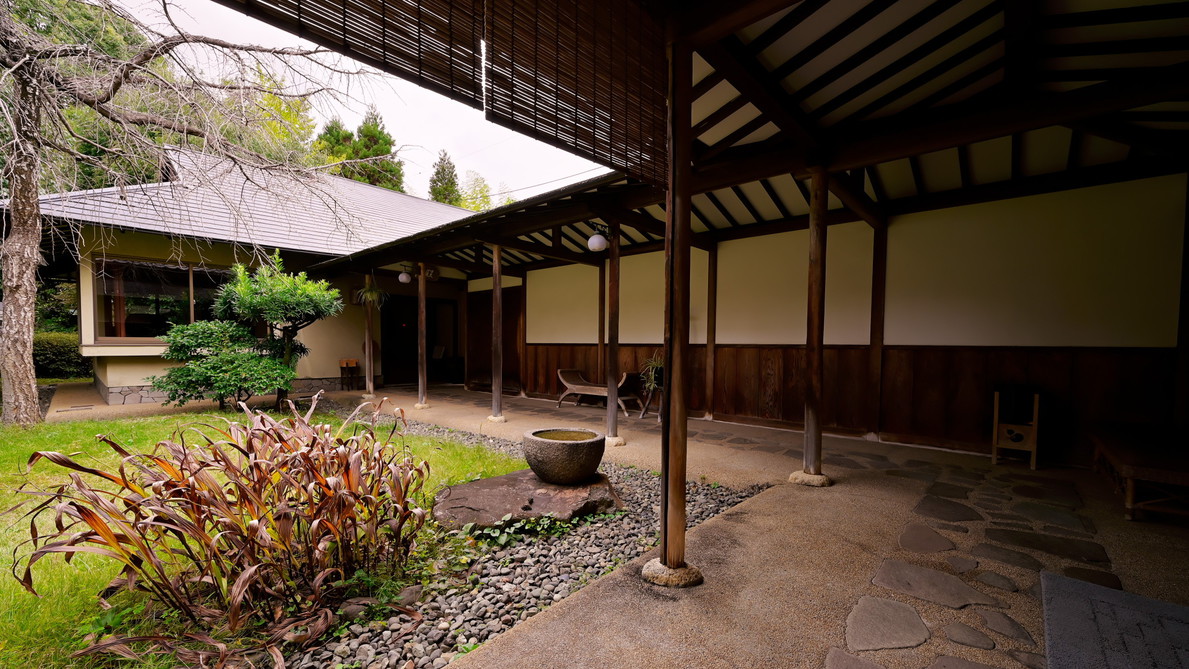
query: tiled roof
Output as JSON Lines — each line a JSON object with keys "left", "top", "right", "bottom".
{"left": 26, "top": 150, "right": 472, "bottom": 256}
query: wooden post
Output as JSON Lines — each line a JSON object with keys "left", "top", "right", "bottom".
{"left": 651, "top": 37, "right": 700, "bottom": 585}
{"left": 804, "top": 167, "right": 828, "bottom": 477}
{"left": 1178, "top": 177, "right": 1189, "bottom": 427}
{"left": 606, "top": 222, "right": 621, "bottom": 442}
{"left": 705, "top": 244, "right": 718, "bottom": 419}
{"left": 868, "top": 226, "right": 887, "bottom": 435}
{"left": 417, "top": 263, "right": 428, "bottom": 407}
{"left": 363, "top": 274, "right": 377, "bottom": 396}
{"left": 490, "top": 245, "right": 504, "bottom": 420}
{"left": 598, "top": 261, "right": 606, "bottom": 384}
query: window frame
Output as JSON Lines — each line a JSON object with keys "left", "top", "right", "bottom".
{"left": 92, "top": 255, "right": 229, "bottom": 345}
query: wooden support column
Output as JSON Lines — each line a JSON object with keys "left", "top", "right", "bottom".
{"left": 489, "top": 246, "right": 505, "bottom": 421}
{"left": 416, "top": 263, "right": 429, "bottom": 408}
{"left": 641, "top": 38, "right": 702, "bottom": 587}
{"left": 1177, "top": 178, "right": 1189, "bottom": 426}
{"left": 598, "top": 262, "right": 606, "bottom": 384}
{"left": 705, "top": 244, "right": 718, "bottom": 419}
{"left": 867, "top": 226, "right": 887, "bottom": 435}
{"left": 793, "top": 167, "right": 832, "bottom": 486}
{"left": 606, "top": 222, "right": 621, "bottom": 443}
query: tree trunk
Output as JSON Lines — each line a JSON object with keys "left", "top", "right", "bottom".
{"left": 1, "top": 73, "right": 44, "bottom": 425}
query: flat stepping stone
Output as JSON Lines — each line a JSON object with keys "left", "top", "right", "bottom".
{"left": 989, "top": 511, "right": 1030, "bottom": 523}
{"left": 927, "top": 482, "right": 972, "bottom": 499}
{"left": 991, "top": 521, "right": 1033, "bottom": 531}
{"left": 873, "top": 559, "right": 1000, "bottom": 609}
{"left": 825, "top": 455, "right": 867, "bottom": 469}
{"left": 977, "top": 608, "right": 1035, "bottom": 644}
{"left": 972, "top": 543, "right": 1044, "bottom": 571}
{"left": 1042, "top": 524, "right": 1094, "bottom": 539}
{"left": 900, "top": 523, "right": 956, "bottom": 553}
{"left": 1008, "top": 650, "right": 1047, "bottom": 669}
{"left": 926, "top": 658, "right": 999, "bottom": 669}
{"left": 976, "top": 570, "right": 1019, "bottom": 592}
{"left": 1063, "top": 566, "right": 1122, "bottom": 590}
{"left": 931, "top": 522, "right": 970, "bottom": 533}
{"left": 1013, "top": 501, "right": 1094, "bottom": 532}
{"left": 914, "top": 496, "right": 984, "bottom": 522}
{"left": 1012, "top": 484, "right": 1083, "bottom": 509}
{"left": 943, "top": 622, "right": 995, "bottom": 649}
{"left": 432, "top": 470, "right": 623, "bottom": 529}
{"left": 825, "top": 647, "right": 886, "bottom": 669}
{"left": 973, "top": 500, "right": 1003, "bottom": 511}
{"left": 845, "top": 596, "right": 930, "bottom": 651}
{"left": 985, "top": 528, "right": 1109, "bottom": 564}
{"left": 946, "top": 556, "right": 978, "bottom": 573}
{"left": 887, "top": 469, "right": 938, "bottom": 482}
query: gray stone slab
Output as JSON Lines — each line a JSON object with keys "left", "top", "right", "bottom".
{"left": 1012, "top": 484, "right": 1083, "bottom": 509}
{"left": 1043, "top": 572, "right": 1189, "bottom": 669}
{"left": 976, "top": 570, "right": 1019, "bottom": 592}
{"left": 972, "top": 542, "right": 1044, "bottom": 571}
{"left": 1013, "top": 501, "right": 1094, "bottom": 532}
{"left": 433, "top": 470, "right": 623, "bottom": 529}
{"left": 900, "top": 523, "right": 956, "bottom": 553}
{"left": 943, "top": 622, "right": 995, "bottom": 650}
{"left": 914, "top": 496, "right": 985, "bottom": 522}
{"left": 973, "top": 499, "right": 1004, "bottom": 511}
{"left": 985, "top": 528, "right": 1110, "bottom": 564}
{"left": 926, "top": 658, "right": 999, "bottom": 669}
{"left": 931, "top": 522, "right": 971, "bottom": 534}
{"left": 992, "top": 521, "right": 1033, "bottom": 530}
{"left": 928, "top": 482, "right": 973, "bottom": 499}
{"left": 1063, "top": 567, "right": 1122, "bottom": 590}
{"left": 947, "top": 556, "right": 978, "bottom": 573}
{"left": 1008, "top": 650, "right": 1047, "bottom": 669}
{"left": 1042, "top": 524, "right": 1095, "bottom": 539}
{"left": 977, "top": 609, "right": 1035, "bottom": 644}
{"left": 825, "top": 647, "right": 886, "bottom": 669}
{"left": 845, "top": 596, "right": 930, "bottom": 651}
{"left": 887, "top": 469, "right": 939, "bottom": 483}
{"left": 873, "top": 559, "right": 1000, "bottom": 609}
{"left": 989, "top": 511, "right": 1030, "bottom": 523}
{"left": 825, "top": 455, "right": 868, "bottom": 469}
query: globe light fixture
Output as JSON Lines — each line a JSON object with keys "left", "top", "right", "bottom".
{"left": 398, "top": 271, "right": 413, "bottom": 284}
{"left": 587, "top": 232, "right": 608, "bottom": 252}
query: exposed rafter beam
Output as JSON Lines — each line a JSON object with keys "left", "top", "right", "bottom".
{"left": 694, "top": 62, "right": 1189, "bottom": 192}
{"left": 1068, "top": 119, "right": 1189, "bottom": 160}
{"left": 595, "top": 206, "right": 714, "bottom": 250}
{"left": 474, "top": 234, "right": 599, "bottom": 266}
{"left": 699, "top": 37, "right": 822, "bottom": 151}
{"left": 828, "top": 172, "right": 886, "bottom": 229}
{"left": 676, "top": 0, "right": 804, "bottom": 47}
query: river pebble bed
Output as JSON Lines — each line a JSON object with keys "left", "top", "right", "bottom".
{"left": 287, "top": 418, "right": 766, "bottom": 669}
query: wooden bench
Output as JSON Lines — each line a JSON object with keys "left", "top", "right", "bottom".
{"left": 556, "top": 369, "right": 642, "bottom": 417}
{"left": 1091, "top": 424, "right": 1189, "bottom": 520}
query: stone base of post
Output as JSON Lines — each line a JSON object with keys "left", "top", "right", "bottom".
{"left": 487, "top": 415, "right": 507, "bottom": 423}
{"left": 642, "top": 558, "right": 703, "bottom": 587}
{"left": 414, "top": 403, "right": 430, "bottom": 410}
{"left": 605, "top": 436, "right": 626, "bottom": 448}
{"left": 789, "top": 471, "right": 833, "bottom": 487}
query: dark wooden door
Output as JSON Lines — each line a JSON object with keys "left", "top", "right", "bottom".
{"left": 466, "top": 286, "right": 523, "bottom": 393}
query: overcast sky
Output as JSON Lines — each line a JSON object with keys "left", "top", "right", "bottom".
{"left": 121, "top": 0, "right": 605, "bottom": 200}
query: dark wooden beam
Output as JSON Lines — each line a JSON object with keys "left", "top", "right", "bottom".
{"left": 704, "top": 190, "right": 741, "bottom": 227}
{"left": 1177, "top": 175, "right": 1189, "bottom": 426}
{"left": 699, "top": 37, "right": 821, "bottom": 150}
{"left": 676, "top": 0, "right": 803, "bottom": 46}
{"left": 1041, "top": 3, "right": 1189, "bottom": 29}
{"left": 1070, "top": 119, "right": 1189, "bottom": 159}
{"left": 828, "top": 172, "right": 886, "bottom": 229}
{"left": 705, "top": 244, "right": 718, "bottom": 420}
{"left": 605, "top": 222, "right": 621, "bottom": 440}
{"left": 595, "top": 206, "right": 715, "bottom": 250}
{"left": 803, "top": 167, "right": 828, "bottom": 476}
{"left": 475, "top": 233, "right": 599, "bottom": 266}
{"left": 957, "top": 145, "right": 971, "bottom": 188}
{"left": 705, "top": 208, "right": 858, "bottom": 243}
{"left": 417, "top": 262, "right": 428, "bottom": 407}
{"left": 769, "top": 0, "right": 899, "bottom": 84}
{"left": 1044, "top": 35, "right": 1189, "bottom": 58}
{"left": 867, "top": 226, "right": 887, "bottom": 436}
{"left": 697, "top": 115, "right": 772, "bottom": 163}
{"left": 490, "top": 245, "right": 504, "bottom": 419}
{"left": 1004, "top": 0, "right": 1039, "bottom": 93}
{"left": 760, "top": 178, "right": 793, "bottom": 219}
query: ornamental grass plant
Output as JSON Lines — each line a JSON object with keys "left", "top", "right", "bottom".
{"left": 12, "top": 398, "right": 436, "bottom": 665}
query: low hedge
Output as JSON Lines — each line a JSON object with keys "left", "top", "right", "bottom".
{"left": 33, "top": 332, "right": 92, "bottom": 379}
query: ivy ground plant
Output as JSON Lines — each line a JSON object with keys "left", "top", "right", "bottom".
{"left": 12, "top": 397, "right": 430, "bottom": 665}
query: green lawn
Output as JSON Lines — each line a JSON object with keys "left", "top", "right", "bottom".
{"left": 0, "top": 412, "right": 525, "bottom": 668}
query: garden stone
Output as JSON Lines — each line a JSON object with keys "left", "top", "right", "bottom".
{"left": 976, "top": 570, "right": 1018, "bottom": 592}
{"left": 946, "top": 556, "right": 978, "bottom": 573}
{"left": 913, "top": 496, "right": 984, "bottom": 522}
{"left": 825, "top": 647, "right": 887, "bottom": 669}
{"left": 972, "top": 543, "right": 1044, "bottom": 571}
{"left": 942, "top": 622, "right": 994, "bottom": 649}
{"left": 1063, "top": 566, "right": 1122, "bottom": 590}
{"left": 926, "top": 658, "right": 998, "bottom": 669}
{"left": 1008, "top": 650, "right": 1047, "bottom": 668}
{"left": 977, "top": 609, "right": 1034, "bottom": 644}
{"left": 985, "top": 528, "right": 1109, "bottom": 563}
{"left": 873, "top": 559, "right": 1000, "bottom": 608}
{"left": 928, "top": 482, "right": 972, "bottom": 499}
{"left": 845, "top": 596, "right": 930, "bottom": 650}
{"left": 433, "top": 469, "right": 624, "bottom": 529}
{"left": 900, "top": 523, "right": 955, "bottom": 553}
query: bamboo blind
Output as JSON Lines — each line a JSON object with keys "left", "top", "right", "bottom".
{"left": 212, "top": 0, "right": 486, "bottom": 108}
{"left": 484, "top": 0, "right": 668, "bottom": 185}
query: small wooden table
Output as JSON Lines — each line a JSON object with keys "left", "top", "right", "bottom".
{"left": 1091, "top": 424, "right": 1189, "bottom": 520}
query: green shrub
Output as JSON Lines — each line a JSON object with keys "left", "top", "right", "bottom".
{"left": 149, "top": 320, "right": 294, "bottom": 408}
{"left": 14, "top": 401, "right": 431, "bottom": 663}
{"left": 32, "top": 332, "right": 91, "bottom": 378}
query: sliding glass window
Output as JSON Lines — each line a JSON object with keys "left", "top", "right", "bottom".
{"left": 95, "top": 259, "right": 229, "bottom": 340}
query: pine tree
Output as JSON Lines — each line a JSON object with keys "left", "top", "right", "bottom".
{"left": 428, "top": 150, "right": 462, "bottom": 206}
{"left": 313, "top": 108, "right": 405, "bottom": 191}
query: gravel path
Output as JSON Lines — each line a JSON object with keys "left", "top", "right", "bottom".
{"left": 288, "top": 417, "right": 766, "bottom": 669}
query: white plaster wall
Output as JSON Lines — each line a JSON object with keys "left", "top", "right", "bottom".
{"left": 618, "top": 250, "right": 709, "bottom": 344}
{"left": 885, "top": 174, "right": 1186, "bottom": 347}
{"left": 716, "top": 222, "right": 874, "bottom": 345}
{"left": 525, "top": 264, "right": 600, "bottom": 343}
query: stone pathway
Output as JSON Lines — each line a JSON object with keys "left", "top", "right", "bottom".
{"left": 825, "top": 462, "right": 1121, "bottom": 669}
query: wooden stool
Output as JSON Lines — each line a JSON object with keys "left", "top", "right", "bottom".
{"left": 992, "top": 390, "right": 1039, "bottom": 469}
